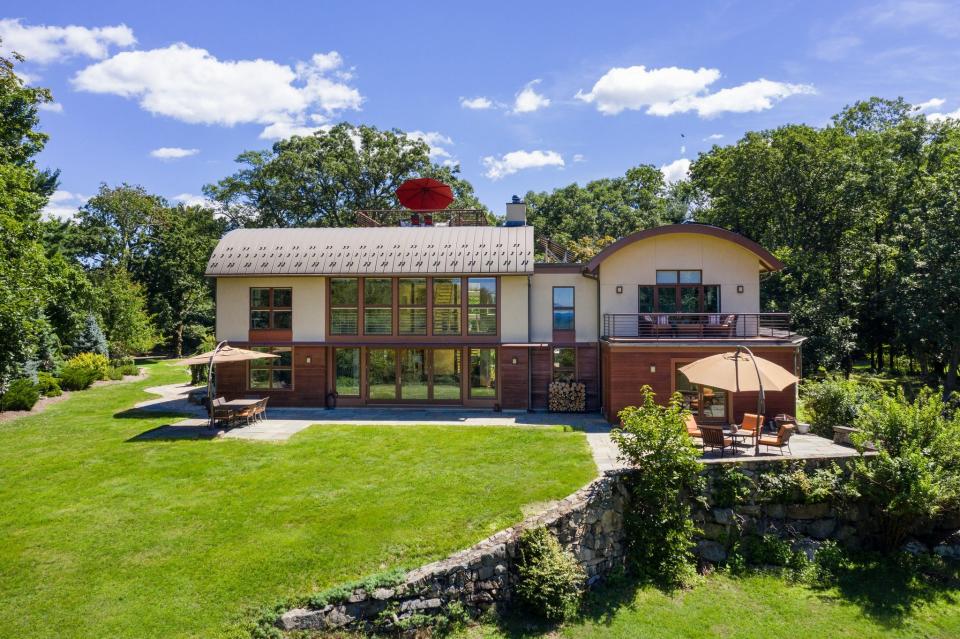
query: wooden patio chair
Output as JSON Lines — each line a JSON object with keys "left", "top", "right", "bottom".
{"left": 235, "top": 404, "right": 258, "bottom": 426}
{"left": 700, "top": 424, "right": 735, "bottom": 457}
{"left": 758, "top": 424, "right": 795, "bottom": 455}
{"left": 736, "top": 413, "right": 764, "bottom": 447}
{"left": 209, "top": 397, "right": 234, "bottom": 427}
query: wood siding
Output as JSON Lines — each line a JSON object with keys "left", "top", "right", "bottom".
{"left": 213, "top": 344, "right": 327, "bottom": 407}
{"left": 500, "top": 347, "right": 529, "bottom": 410}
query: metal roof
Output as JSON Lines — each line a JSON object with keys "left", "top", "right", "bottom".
{"left": 205, "top": 226, "right": 535, "bottom": 276}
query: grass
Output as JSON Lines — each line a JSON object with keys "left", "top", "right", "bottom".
{"left": 0, "top": 361, "right": 596, "bottom": 639}
{"left": 470, "top": 564, "right": 960, "bottom": 639}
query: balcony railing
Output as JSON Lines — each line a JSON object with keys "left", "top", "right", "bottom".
{"left": 355, "top": 209, "right": 489, "bottom": 227}
{"left": 602, "top": 313, "right": 796, "bottom": 341}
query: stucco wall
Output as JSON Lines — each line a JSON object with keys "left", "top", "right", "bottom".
{"left": 598, "top": 234, "right": 763, "bottom": 317}
{"left": 530, "top": 272, "right": 599, "bottom": 342}
{"left": 500, "top": 275, "right": 529, "bottom": 343}
{"left": 215, "top": 276, "right": 326, "bottom": 342}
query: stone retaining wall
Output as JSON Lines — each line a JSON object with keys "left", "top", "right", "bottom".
{"left": 279, "top": 471, "right": 631, "bottom": 633}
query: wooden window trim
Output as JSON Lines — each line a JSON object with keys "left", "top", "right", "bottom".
{"left": 332, "top": 347, "right": 361, "bottom": 397}
{"left": 249, "top": 287, "right": 292, "bottom": 331}
{"left": 431, "top": 277, "right": 463, "bottom": 337}
{"left": 398, "top": 278, "right": 428, "bottom": 336}
{"left": 329, "top": 278, "right": 360, "bottom": 336}
{"left": 467, "top": 277, "right": 498, "bottom": 337}
{"left": 552, "top": 286, "right": 575, "bottom": 339}
{"left": 551, "top": 345, "right": 577, "bottom": 383}
{"left": 467, "top": 347, "right": 498, "bottom": 400}
{"left": 248, "top": 345, "right": 295, "bottom": 391}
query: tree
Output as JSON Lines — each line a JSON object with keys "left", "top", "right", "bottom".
{"left": 95, "top": 269, "right": 158, "bottom": 357}
{"left": 73, "top": 183, "right": 165, "bottom": 268}
{"left": 204, "top": 123, "right": 488, "bottom": 227}
{"left": 525, "top": 165, "right": 674, "bottom": 259}
{"left": 140, "top": 204, "right": 226, "bottom": 356}
{"left": 71, "top": 312, "right": 108, "bottom": 357}
{"left": 0, "top": 45, "right": 60, "bottom": 386}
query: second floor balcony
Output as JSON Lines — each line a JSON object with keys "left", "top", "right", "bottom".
{"left": 602, "top": 312, "right": 798, "bottom": 342}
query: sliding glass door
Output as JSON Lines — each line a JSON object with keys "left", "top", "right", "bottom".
{"left": 364, "top": 347, "right": 469, "bottom": 403}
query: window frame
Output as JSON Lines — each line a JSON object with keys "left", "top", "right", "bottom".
{"left": 249, "top": 287, "right": 293, "bottom": 331}
{"left": 363, "top": 278, "right": 394, "bottom": 336}
{"left": 333, "top": 347, "right": 361, "bottom": 397}
{"left": 467, "top": 277, "right": 497, "bottom": 336}
{"left": 552, "top": 286, "right": 575, "bottom": 332}
{"left": 468, "top": 347, "right": 497, "bottom": 399}
{"left": 552, "top": 346, "right": 577, "bottom": 383}
{"left": 398, "top": 278, "right": 427, "bottom": 336}
{"left": 640, "top": 272, "right": 722, "bottom": 314}
{"left": 329, "top": 278, "right": 360, "bottom": 336}
{"left": 431, "top": 277, "right": 463, "bottom": 336}
{"left": 248, "top": 346, "right": 294, "bottom": 391}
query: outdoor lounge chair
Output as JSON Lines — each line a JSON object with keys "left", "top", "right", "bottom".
{"left": 736, "top": 413, "right": 764, "bottom": 447}
{"left": 700, "top": 424, "right": 735, "bottom": 457}
{"left": 758, "top": 424, "right": 795, "bottom": 455}
{"left": 685, "top": 414, "right": 702, "bottom": 438}
{"left": 704, "top": 313, "right": 737, "bottom": 337}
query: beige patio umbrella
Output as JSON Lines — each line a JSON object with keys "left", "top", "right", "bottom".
{"left": 178, "top": 342, "right": 278, "bottom": 428}
{"left": 679, "top": 347, "right": 799, "bottom": 453}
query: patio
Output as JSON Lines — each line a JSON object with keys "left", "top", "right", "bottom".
{"left": 696, "top": 432, "right": 862, "bottom": 464}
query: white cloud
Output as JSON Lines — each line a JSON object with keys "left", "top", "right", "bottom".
{"left": 927, "top": 108, "right": 960, "bottom": 122}
{"left": 73, "top": 43, "right": 362, "bottom": 139}
{"left": 576, "top": 65, "right": 813, "bottom": 118}
{"left": 259, "top": 119, "right": 329, "bottom": 140}
{"left": 42, "top": 190, "right": 87, "bottom": 220}
{"left": 38, "top": 101, "right": 63, "bottom": 113}
{"left": 171, "top": 193, "right": 215, "bottom": 207}
{"left": 0, "top": 19, "right": 135, "bottom": 64}
{"left": 660, "top": 158, "right": 691, "bottom": 184}
{"left": 460, "top": 96, "right": 493, "bottom": 110}
{"left": 513, "top": 79, "right": 550, "bottom": 113}
{"left": 16, "top": 70, "right": 38, "bottom": 84}
{"left": 704, "top": 133, "right": 724, "bottom": 141}
{"left": 150, "top": 146, "right": 199, "bottom": 160}
{"left": 572, "top": 153, "right": 586, "bottom": 162}
{"left": 482, "top": 150, "right": 564, "bottom": 180}
{"left": 407, "top": 130, "right": 454, "bottom": 159}
{"left": 916, "top": 97, "right": 946, "bottom": 111}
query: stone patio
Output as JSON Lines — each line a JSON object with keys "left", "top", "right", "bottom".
{"left": 131, "top": 383, "right": 864, "bottom": 473}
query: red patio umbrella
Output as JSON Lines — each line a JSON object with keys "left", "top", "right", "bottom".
{"left": 395, "top": 178, "right": 454, "bottom": 211}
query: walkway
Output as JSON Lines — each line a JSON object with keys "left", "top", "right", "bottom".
{"left": 132, "top": 384, "right": 862, "bottom": 472}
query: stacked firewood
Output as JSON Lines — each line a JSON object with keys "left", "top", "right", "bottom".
{"left": 548, "top": 381, "right": 586, "bottom": 412}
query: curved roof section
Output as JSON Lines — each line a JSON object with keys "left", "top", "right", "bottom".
{"left": 205, "top": 226, "right": 535, "bottom": 276}
{"left": 584, "top": 223, "right": 783, "bottom": 273}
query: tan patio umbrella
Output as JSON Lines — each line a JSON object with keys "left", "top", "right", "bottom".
{"left": 679, "top": 346, "right": 799, "bottom": 453}
{"left": 178, "top": 342, "right": 278, "bottom": 428}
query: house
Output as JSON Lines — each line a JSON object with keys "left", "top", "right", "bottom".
{"left": 205, "top": 200, "right": 804, "bottom": 423}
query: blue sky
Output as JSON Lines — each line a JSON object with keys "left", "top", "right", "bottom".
{"left": 5, "top": 0, "right": 960, "bottom": 218}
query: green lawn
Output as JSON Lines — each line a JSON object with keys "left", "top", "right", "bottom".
{"left": 0, "top": 361, "right": 596, "bottom": 639}
{"left": 472, "top": 567, "right": 960, "bottom": 639}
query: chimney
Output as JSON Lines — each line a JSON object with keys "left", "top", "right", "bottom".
{"left": 505, "top": 195, "right": 526, "bottom": 226}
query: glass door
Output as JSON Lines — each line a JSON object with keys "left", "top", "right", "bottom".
{"left": 367, "top": 349, "right": 397, "bottom": 400}
{"left": 400, "top": 349, "right": 428, "bottom": 400}
{"left": 675, "top": 362, "right": 727, "bottom": 422}
{"left": 432, "top": 349, "right": 461, "bottom": 401}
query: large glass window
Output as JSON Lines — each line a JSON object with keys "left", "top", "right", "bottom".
{"left": 249, "top": 347, "right": 293, "bottom": 390}
{"left": 433, "top": 349, "right": 461, "bottom": 400}
{"left": 469, "top": 348, "right": 497, "bottom": 398}
{"left": 638, "top": 286, "right": 654, "bottom": 313}
{"left": 468, "top": 277, "right": 497, "bottom": 335}
{"left": 552, "top": 347, "right": 576, "bottom": 382}
{"left": 334, "top": 348, "right": 360, "bottom": 397}
{"left": 553, "top": 287, "right": 575, "bottom": 331}
{"left": 367, "top": 349, "right": 396, "bottom": 400}
{"left": 704, "top": 285, "right": 721, "bottom": 313}
{"left": 646, "top": 272, "right": 720, "bottom": 314}
{"left": 675, "top": 362, "right": 727, "bottom": 422}
{"left": 364, "top": 278, "right": 393, "bottom": 335}
{"left": 400, "top": 349, "right": 428, "bottom": 399}
{"left": 249, "top": 288, "right": 292, "bottom": 330}
{"left": 398, "top": 278, "right": 427, "bottom": 335}
{"left": 433, "top": 278, "right": 462, "bottom": 336}
{"left": 330, "top": 278, "right": 358, "bottom": 335}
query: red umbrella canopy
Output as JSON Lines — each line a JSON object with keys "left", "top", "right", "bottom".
{"left": 395, "top": 178, "right": 454, "bottom": 211}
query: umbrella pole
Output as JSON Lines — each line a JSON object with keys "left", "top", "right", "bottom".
{"left": 736, "top": 345, "right": 765, "bottom": 455}
{"left": 208, "top": 340, "right": 228, "bottom": 429}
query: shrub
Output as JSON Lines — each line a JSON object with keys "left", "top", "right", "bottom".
{"left": 612, "top": 387, "right": 705, "bottom": 587}
{"left": 515, "top": 527, "right": 585, "bottom": 623}
{"left": 1, "top": 378, "right": 41, "bottom": 411}
{"left": 802, "top": 375, "right": 880, "bottom": 437}
{"left": 66, "top": 353, "right": 110, "bottom": 381}
{"left": 848, "top": 388, "right": 960, "bottom": 550}
{"left": 120, "top": 363, "right": 139, "bottom": 377}
{"left": 58, "top": 352, "right": 109, "bottom": 391}
{"left": 711, "top": 466, "right": 753, "bottom": 508}
{"left": 757, "top": 463, "right": 845, "bottom": 504}
{"left": 107, "top": 367, "right": 124, "bottom": 381}
{"left": 36, "top": 372, "right": 62, "bottom": 397}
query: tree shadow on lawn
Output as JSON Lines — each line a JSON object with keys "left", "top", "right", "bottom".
{"left": 487, "top": 576, "right": 645, "bottom": 637}
{"left": 807, "top": 553, "right": 960, "bottom": 627}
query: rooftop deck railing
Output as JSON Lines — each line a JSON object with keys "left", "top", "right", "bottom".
{"left": 355, "top": 209, "right": 490, "bottom": 227}
{"left": 602, "top": 312, "right": 796, "bottom": 341}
